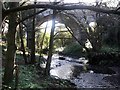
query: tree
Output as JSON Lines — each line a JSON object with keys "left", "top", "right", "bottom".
{"left": 3, "top": 2, "right": 18, "bottom": 85}
{"left": 21, "top": 7, "right": 36, "bottom": 63}
{"left": 97, "top": 15, "right": 120, "bottom": 47}
{"left": 18, "top": 14, "right": 28, "bottom": 64}
{"left": 30, "top": 1, "right": 36, "bottom": 64}
{"left": 2, "top": 3, "right": 120, "bottom": 21}
{"left": 45, "top": 10, "right": 56, "bottom": 76}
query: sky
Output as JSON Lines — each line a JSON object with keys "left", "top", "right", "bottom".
{"left": 36, "top": 0, "right": 95, "bottom": 3}
{"left": 29, "top": 0, "right": 119, "bottom": 7}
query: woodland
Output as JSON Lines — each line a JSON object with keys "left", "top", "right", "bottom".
{"left": 1, "top": 0, "right": 120, "bottom": 89}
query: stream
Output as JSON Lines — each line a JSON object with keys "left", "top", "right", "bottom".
{"left": 42, "top": 54, "right": 120, "bottom": 88}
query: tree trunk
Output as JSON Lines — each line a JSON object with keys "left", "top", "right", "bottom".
{"left": 30, "top": 2, "right": 36, "bottom": 64}
{"left": 45, "top": 10, "right": 56, "bottom": 76}
{"left": 18, "top": 12, "right": 28, "bottom": 64}
{"left": 19, "top": 22, "right": 28, "bottom": 64}
{"left": 39, "top": 21, "right": 48, "bottom": 64}
{"left": 3, "top": 2, "right": 18, "bottom": 85}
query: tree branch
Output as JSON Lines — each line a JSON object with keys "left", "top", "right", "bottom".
{"left": 17, "top": 9, "right": 47, "bottom": 24}
{"left": 65, "top": 26, "right": 89, "bottom": 52}
{"left": 3, "top": 3, "right": 120, "bottom": 18}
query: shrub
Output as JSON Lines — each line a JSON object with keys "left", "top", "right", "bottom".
{"left": 62, "top": 43, "right": 83, "bottom": 57}
{"left": 100, "top": 45, "right": 120, "bottom": 53}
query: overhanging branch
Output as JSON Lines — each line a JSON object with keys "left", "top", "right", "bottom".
{"left": 65, "top": 25, "right": 89, "bottom": 52}
{"left": 3, "top": 3, "right": 120, "bottom": 17}
{"left": 17, "top": 9, "right": 47, "bottom": 24}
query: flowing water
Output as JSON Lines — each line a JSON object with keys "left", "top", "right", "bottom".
{"left": 43, "top": 54, "right": 120, "bottom": 88}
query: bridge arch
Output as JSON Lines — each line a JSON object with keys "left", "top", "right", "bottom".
{"left": 36, "top": 12, "right": 87, "bottom": 45}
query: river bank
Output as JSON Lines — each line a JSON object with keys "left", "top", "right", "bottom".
{"left": 49, "top": 54, "right": 120, "bottom": 89}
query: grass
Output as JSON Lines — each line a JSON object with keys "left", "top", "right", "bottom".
{"left": 17, "top": 65, "right": 76, "bottom": 89}
{"left": 18, "top": 65, "right": 41, "bottom": 88}
{"left": 2, "top": 57, "right": 76, "bottom": 89}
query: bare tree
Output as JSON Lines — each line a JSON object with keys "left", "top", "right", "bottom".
{"left": 30, "top": 1, "right": 36, "bottom": 64}
{"left": 3, "top": 2, "right": 18, "bottom": 85}
{"left": 2, "top": 3, "right": 120, "bottom": 20}
{"left": 45, "top": 10, "right": 57, "bottom": 76}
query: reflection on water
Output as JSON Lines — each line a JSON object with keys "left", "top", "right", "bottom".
{"left": 44, "top": 54, "right": 119, "bottom": 88}
{"left": 50, "top": 64, "right": 74, "bottom": 79}
{"left": 72, "top": 73, "right": 112, "bottom": 88}
{"left": 50, "top": 54, "right": 87, "bottom": 79}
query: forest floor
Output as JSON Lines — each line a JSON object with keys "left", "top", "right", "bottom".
{"left": 2, "top": 64, "right": 76, "bottom": 89}
{"left": 2, "top": 50, "right": 77, "bottom": 89}
{"left": 17, "top": 64, "right": 76, "bottom": 89}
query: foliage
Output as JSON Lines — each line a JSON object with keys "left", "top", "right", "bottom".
{"left": 100, "top": 45, "right": 120, "bottom": 53}
{"left": 54, "top": 30, "right": 72, "bottom": 48}
{"left": 62, "top": 43, "right": 84, "bottom": 57}
{"left": 2, "top": 64, "right": 76, "bottom": 89}
{"left": 15, "top": 53, "right": 25, "bottom": 63}
{"left": 18, "top": 65, "right": 41, "bottom": 88}
{"left": 35, "top": 31, "right": 50, "bottom": 53}
{"left": 2, "top": 1, "right": 120, "bottom": 89}
{"left": 97, "top": 15, "right": 120, "bottom": 48}
{"left": 2, "top": 65, "right": 41, "bottom": 89}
